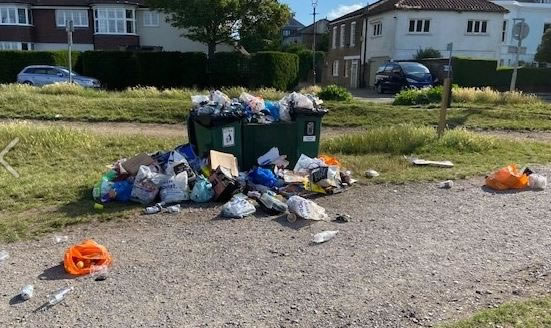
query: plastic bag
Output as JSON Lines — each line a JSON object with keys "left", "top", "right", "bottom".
{"left": 191, "top": 95, "right": 210, "bottom": 108}
{"left": 165, "top": 151, "right": 196, "bottom": 181}
{"left": 160, "top": 172, "right": 190, "bottom": 203}
{"left": 528, "top": 174, "right": 547, "bottom": 190}
{"left": 290, "top": 92, "right": 314, "bottom": 110}
{"left": 112, "top": 180, "right": 133, "bottom": 202}
{"left": 190, "top": 175, "right": 215, "bottom": 203}
{"left": 278, "top": 98, "right": 292, "bottom": 122}
{"left": 92, "top": 170, "right": 117, "bottom": 203}
{"left": 264, "top": 101, "right": 280, "bottom": 121}
{"left": 130, "top": 165, "right": 168, "bottom": 204}
{"left": 221, "top": 194, "right": 256, "bottom": 219}
{"left": 249, "top": 167, "right": 278, "bottom": 188}
{"left": 211, "top": 90, "right": 231, "bottom": 108}
{"left": 310, "top": 166, "right": 340, "bottom": 188}
{"left": 64, "top": 240, "right": 112, "bottom": 276}
{"left": 485, "top": 164, "right": 529, "bottom": 190}
{"left": 240, "top": 92, "right": 265, "bottom": 113}
{"left": 319, "top": 155, "right": 341, "bottom": 168}
{"left": 287, "top": 196, "right": 329, "bottom": 221}
{"left": 293, "top": 154, "right": 324, "bottom": 173}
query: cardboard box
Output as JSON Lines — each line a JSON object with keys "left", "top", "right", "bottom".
{"left": 122, "top": 153, "right": 154, "bottom": 176}
{"left": 210, "top": 150, "right": 238, "bottom": 177}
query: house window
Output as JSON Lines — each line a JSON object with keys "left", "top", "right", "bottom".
{"left": 544, "top": 23, "right": 551, "bottom": 34}
{"left": 408, "top": 19, "right": 430, "bottom": 33}
{"left": 372, "top": 21, "right": 382, "bottom": 37}
{"left": 94, "top": 7, "right": 135, "bottom": 34}
{"left": 332, "top": 60, "right": 339, "bottom": 77}
{"left": 143, "top": 10, "right": 160, "bottom": 27}
{"left": 340, "top": 24, "right": 346, "bottom": 47}
{"left": 467, "top": 20, "right": 487, "bottom": 34}
{"left": 56, "top": 10, "right": 88, "bottom": 27}
{"left": 502, "top": 20, "right": 507, "bottom": 42}
{"left": 0, "top": 41, "right": 32, "bottom": 50}
{"left": 0, "top": 6, "right": 30, "bottom": 25}
{"left": 345, "top": 60, "right": 349, "bottom": 78}
{"left": 283, "top": 29, "right": 291, "bottom": 37}
{"left": 350, "top": 22, "right": 356, "bottom": 46}
{"left": 332, "top": 26, "right": 337, "bottom": 49}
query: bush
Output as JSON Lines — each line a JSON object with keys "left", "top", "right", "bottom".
{"left": 415, "top": 48, "right": 442, "bottom": 60}
{"left": 250, "top": 51, "right": 299, "bottom": 90}
{"left": 0, "top": 51, "right": 81, "bottom": 83}
{"left": 452, "top": 57, "right": 497, "bottom": 87}
{"left": 300, "top": 85, "right": 322, "bottom": 95}
{"left": 318, "top": 84, "right": 353, "bottom": 101}
{"left": 78, "top": 51, "right": 208, "bottom": 89}
{"left": 210, "top": 52, "right": 250, "bottom": 88}
{"left": 393, "top": 86, "right": 442, "bottom": 105}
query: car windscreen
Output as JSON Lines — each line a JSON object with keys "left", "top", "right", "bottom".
{"left": 400, "top": 63, "right": 430, "bottom": 75}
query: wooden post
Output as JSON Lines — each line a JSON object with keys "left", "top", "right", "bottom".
{"left": 438, "top": 78, "right": 452, "bottom": 138}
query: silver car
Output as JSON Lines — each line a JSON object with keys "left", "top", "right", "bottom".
{"left": 17, "top": 65, "right": 100, "bottom": 88}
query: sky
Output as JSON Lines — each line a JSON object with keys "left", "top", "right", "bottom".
{"left": 280, "top": 0, "right": 370, "bottom": 26}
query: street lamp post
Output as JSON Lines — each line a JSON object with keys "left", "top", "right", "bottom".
{"left": 312, "top": 0, "right": 318, "bottom": 85}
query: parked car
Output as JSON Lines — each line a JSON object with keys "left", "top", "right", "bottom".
{"left": 374, "top": 62, "right": 433, "bottom": 94}
{"left": 17, "top": 65, "right": 100, "bottom": 88}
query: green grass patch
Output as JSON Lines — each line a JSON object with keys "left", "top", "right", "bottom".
{"left": 440, "top": 297, "right": 551, "bottom": 328}
{"left": 321, "top": 125, "right": 551, "bottom": 183}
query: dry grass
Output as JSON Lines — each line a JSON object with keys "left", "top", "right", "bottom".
{"left": 299, "top": 85, "right": 322, "bottom": 95}
{"left": 452, "top": 87, "right": 541, "bottom": 105}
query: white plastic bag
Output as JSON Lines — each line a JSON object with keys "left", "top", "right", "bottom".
{"left": 291, "top": 92, "right": 314, "bottom": 110}
{"left": 240, "top": 92, "right": 265, "bottom": 113}
{"left": 211, "top": 90, "right": 231, "bottom": 108}
{"left": 191, "top": 95, "right": 209, "bottom": 108}
{"left": 160, "top": 172, "right": 190, "bottom": 204}
{"left": 293, "top": 154, "right": 324, "bottom": 173}
{"left": 528, "top": 174, "right": 547, "bottom": 190}
{"left": 287, "top": 196, "right": 329, "bottom": 221}
{"left": 130, "top": 165, "right": 168, "bottom": 204}
{"left": 221, "top": 194, "right": 256, "bottom": 219}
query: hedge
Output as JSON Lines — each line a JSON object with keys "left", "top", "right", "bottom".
{"left": 0, "top": 50, "right": 81, "bottom": 83}
{"left": 77, "top": 51, "right": 207, "bottom": 89}
{"left": 452, "top": 57, "right": 497, "bottom": 87}
{"left": 296, "top": 50, "right": 325, "bottom": 83}
{"left": 210, "top": 52, "right": 250, "bottom": 88}
{"left": 250, "top": 51, "right": 299, "bottom": 90}
{"left": 494, "top": 67, "right": 551, "bottom": 91}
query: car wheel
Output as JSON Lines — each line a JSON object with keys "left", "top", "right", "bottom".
{"left": 376, "top": 83, "right": 384, "bottom": 94}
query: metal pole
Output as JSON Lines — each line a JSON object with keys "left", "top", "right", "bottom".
{"left": 67, "top": 20, "right": 74, "bottom": 84}
{"left": 510, "top": 19, "right": 524, "bottom": 91}
{"left": 312, "top": 2, "right": 317, "bottom": 85}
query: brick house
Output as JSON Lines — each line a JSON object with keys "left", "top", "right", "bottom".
{"left": 0, "top": 0, "right": 232, "bottom": 52}
{"left": 324, "top": 0, "right": 508, "bottom": 89}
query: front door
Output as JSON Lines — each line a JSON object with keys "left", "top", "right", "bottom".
{"left": 350, "top": 60, "right": 359, "bottom": 89}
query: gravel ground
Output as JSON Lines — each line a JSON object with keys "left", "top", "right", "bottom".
{"left": 1, "top": 179, "right": 550, "bottom": 327}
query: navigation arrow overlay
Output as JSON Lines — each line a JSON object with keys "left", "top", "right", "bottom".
{"left": 0, "top": 138, "right": 19, "bottom": 178}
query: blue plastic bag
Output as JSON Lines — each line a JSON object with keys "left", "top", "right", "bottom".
{"left": 249, "top": 167, "right": 278, "bottom": 188}
{"left": 113, "top": 180, "right": 133, "bottom": 203}
{"left": 264, "top": 101, "right": 280, "bottom": 121}
{"left": 191, "top": 175, "right": 215, "bottom": 203}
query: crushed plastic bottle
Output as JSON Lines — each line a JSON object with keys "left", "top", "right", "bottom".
{"left": 0, "top": 250, "right": 9, "bottom": 262}
{"left": 438, "top": 180, "right": 454, "bottom": 189}
{"left": 144, "top": 204, "right": 162, "bottom": 215}
{"left": 163, "top": 204, "right": 181, "bottom": 214}
{"left": 312, "top": 231, "right": 339, "bottom": 244}
{"left": 53, "top": 235, "right": 69, "bottom": 244}
{"left": 365, "top": 169, "right": 380, "bottom": 178}
{"left": 48, "top": 287, "right": 74, "bottom": 306}
{"left": 259, "top": 192, "right": 288, "bottom": 213}
{"left": 20, "top": 285, "right": 34, "bottom": 300}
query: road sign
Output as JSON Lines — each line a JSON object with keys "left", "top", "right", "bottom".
{"left": 446, "top": 42, "right": 453, "bottom": 52}
{"left": 512, "top": 22, "right": 529, "bottom": 40}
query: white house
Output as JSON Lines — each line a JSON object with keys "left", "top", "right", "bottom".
{"left": 492, "top": 0, "right": 551, "bottom": 66}
{"left": 362, "top": 0, "right": 509, "bottom": 86}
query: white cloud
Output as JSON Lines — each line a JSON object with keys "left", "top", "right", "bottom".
{"left": 327, "top": 3, "right": 364, "bottom": 21}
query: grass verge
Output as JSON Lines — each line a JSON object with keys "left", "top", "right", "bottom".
{"left": 2, "top": 84, "right": 551, "bottom": 130}
{"left": 439, "top": 297, "right": 551, "bottom": 328}
{"left": 1, "top": 123, "right": 551, "bottom": 242}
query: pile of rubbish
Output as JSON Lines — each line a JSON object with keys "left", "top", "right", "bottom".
{"left": 485, "top": 164, "right": 547, "bottom": 191}
{"left": 191, "top": 90, "right": 326, "bottom": 124}
{"left": 92, "top": 145, "right": 355, "bottom": 220}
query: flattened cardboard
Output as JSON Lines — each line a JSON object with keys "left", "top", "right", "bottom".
{"left": 122, "top": 153, "right": 154, "bottom": 176}
{"left": 210, "top": 150, "right": 238, "bottom": 177}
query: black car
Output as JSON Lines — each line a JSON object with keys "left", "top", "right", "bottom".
{"left": 374, "top": 62, "right": 433, "bottom": 94}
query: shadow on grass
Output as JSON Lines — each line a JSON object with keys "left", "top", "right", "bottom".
{"left": 447, "top": 108, "right": 482, "bottom": 129}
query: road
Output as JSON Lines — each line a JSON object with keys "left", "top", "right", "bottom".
{"left": 1, "top": 179, "right": 550, "bottom": 327}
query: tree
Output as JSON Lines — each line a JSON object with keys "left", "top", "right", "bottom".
{"left": 535, "top": 28, "right": 551, "bottom": 63}
{"left": 414, "top": 48, "right": 442, "bottom": 60}
{"left": 146, "top": 0, "right": 291, "bottom": 59}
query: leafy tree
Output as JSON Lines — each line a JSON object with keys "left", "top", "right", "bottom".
{"left": 535, "top": 28, "right": 551, "bottom": 63}
{"left": 316, "top": 33, "right": 329, "bottom": 52}
{"left": 414, "top": 48, "right": 442, "bottom": 60}
{"left": 146, "top": 0, "right": 291, "bottom": 59}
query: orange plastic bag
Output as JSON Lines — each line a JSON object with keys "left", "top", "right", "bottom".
{"left": 64, "top": 239, "right": 112, "bottom": 276}
{"left": 485, "top": 164, "right": 529, "bottom": 190}
{"left": 319, "top": 155, "right": 341, "bottom": 168}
